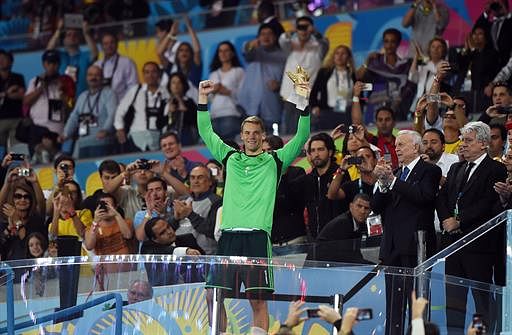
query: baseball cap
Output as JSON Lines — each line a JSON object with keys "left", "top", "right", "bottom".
{"left": 42, "top": 50, "right": 61, "bottom": 63}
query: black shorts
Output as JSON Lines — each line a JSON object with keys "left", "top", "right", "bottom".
{"left": 205, "top": 230, "right": 274, "bottom": 296}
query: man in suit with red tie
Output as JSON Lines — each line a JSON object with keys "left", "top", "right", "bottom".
{"left": 437, "top": 121, "right": 507, "bottom": 334}
{"left": 372, "top": 130, "right": 442, "bottom": 335}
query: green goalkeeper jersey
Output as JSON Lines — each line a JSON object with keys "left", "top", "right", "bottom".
{"left": 197, "top": 105, "right": 310, "bottom": 234}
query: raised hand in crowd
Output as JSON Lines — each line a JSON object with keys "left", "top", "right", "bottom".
{"left": 435, "top": 60, "right": 451, "bottom": 81}
{"left": 330, "top": 124, "right": 346, "bottom": 141}
{"left": 282, "top": 300, "right": 307, "bottom": 330}
{"left": 173, "top": 199, "right": 193, "bottom": 220}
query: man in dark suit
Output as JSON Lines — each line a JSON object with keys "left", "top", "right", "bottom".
{"left": 372, "top": 130, "right": 442, "bottom": 335}
{"left": 314, "top": 193, "right": 371, "bottom": 263}
{"left": 437, "top": 121, "right": 507, "bottom": 334}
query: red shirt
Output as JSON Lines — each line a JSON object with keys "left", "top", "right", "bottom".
{"left": 367, "top": 133, "right": 398, "bottom": 169}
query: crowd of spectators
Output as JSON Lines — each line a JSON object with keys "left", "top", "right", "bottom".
{"left": 1, "top": 0, "right": 512, "bottom": 333}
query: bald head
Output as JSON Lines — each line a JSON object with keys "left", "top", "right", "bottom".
{"left": 87, "top": 65, "right": 103, "bottom": 90}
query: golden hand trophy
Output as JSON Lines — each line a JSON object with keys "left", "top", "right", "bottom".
{"left": 286, "top": 65, "right": 310, "bottom": 97}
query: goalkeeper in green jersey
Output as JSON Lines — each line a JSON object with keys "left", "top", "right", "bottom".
{"left": 197, "top": 77, "right": 311, "bottom": 334}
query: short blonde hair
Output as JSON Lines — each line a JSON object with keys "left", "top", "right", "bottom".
{"left": 240, "top": 116, "right": 265, "bottom": 133}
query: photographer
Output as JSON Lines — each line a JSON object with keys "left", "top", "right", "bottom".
{"left": 480, "top": 82, "right": 512, "bottom": 124}
{"left": 62, "top": 65, "right": 117, "bottom": 158}
{"left": 48, "top": 180, "right": 92, "bottom": 251}
{"left": 23, "top": 50, "right": 75, "bottom": 156}
{"left": 84, "top": 193, "right": 134, "bottom": 289}
{"left": 45, "top": 155, "right": 76, "bottom": 216}
{"left": 115, "top": 159, "right": 187, "bottom": 220}
{"left": 0, "top": 154, "right": 46, "bottom": 215}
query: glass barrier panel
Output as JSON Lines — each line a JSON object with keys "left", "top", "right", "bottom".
{"left": 0, "top": 254, "right": 505, "bottom": 335}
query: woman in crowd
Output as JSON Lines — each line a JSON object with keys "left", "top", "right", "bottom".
{"left": 310, "top": 45, "right": 356, "bottom": 130}
{"left": 409, "top": 37, "right": 451, "bottom": 112}
{"left": 157, "top": 16, "right": 202, "bottom": 87}
{"left": 165, "top": 72, "right": 198, "bottom": 146}
{"left": 458, "top": 25, "right": 501, "bottom": 113}
{"left": 208, "top": 41, "right": 245, "bottom": 140}
{"left": 0, "top": 179, "right": 46, "bottom": 261}
{"left": 48, "top": 180, "right": 92, "bottom": 256}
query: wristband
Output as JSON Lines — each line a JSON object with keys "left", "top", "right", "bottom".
{"left": 433, "top": 75, "right": 440, "bottom": 83}
{"left": 333, "top": 318, "right": 342, "bottom": 330}
{"left": 166, "top": 34, "right": 177, "bottom": 41}
{"left": 352, "top": 96, "right": 360, "bottom": 103}
{"left": 69, "top": 210, "right": 77, "bottom": 218}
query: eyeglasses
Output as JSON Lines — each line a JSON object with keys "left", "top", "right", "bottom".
{"left": 14, "top": 193, "right": 31, "bottom": 200}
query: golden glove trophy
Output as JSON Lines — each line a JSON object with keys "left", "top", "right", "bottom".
{"left": 286, "top": 65, "right": 310, "bottom": 97}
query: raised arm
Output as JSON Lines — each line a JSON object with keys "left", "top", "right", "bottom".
{"left": 197, "top": 80, "right": 236, "bottom": 162}
{"left": 278, "top": 83, "right": 311, "bottom": 168}
{"left": 82, "top": 21, "right": 98, "bottom": 62}
{"left": 47, "top": 19, "right": 64, "bottom": 50}
{"left": 184, "top": 16, "right": 202, "bottom": 66}
{"left": 350, "top": 81, "right": 364, "bottom": 125}
{"left": 156, "top": 21, "right": 179, "bottom": 68}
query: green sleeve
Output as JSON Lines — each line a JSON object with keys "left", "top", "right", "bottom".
{"left": 277, "top": 114, "right": 310, "bottom": 169}
{"left": 197, "top": 106, "right": 233, "bottom": 162}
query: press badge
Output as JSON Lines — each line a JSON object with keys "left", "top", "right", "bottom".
{"left": 48, "top": 99, "right": 63, "bottom": 122}
{"left": 78, "top": 122, "right": 89, "bottom": 136}
{"left": 335, "top": 97, "right": 347, "bottom": 113}
{"left": 366, "top": 213, "right": 383, "bottom": 237}
{"left": 146, "top": 107, "right": 160, "bottom": 130}
{"left": 148, "top": 116, "right": 158, "bottom": 130}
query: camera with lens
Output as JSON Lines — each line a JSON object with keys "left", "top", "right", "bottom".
{"left": 98, "top": 200, "right": 108, "bottom": 211}
{"left": 18, "top": 168, "right": 30, "bottom": 177}
{"left": 496, "top": 105, "right": 512, "bottom": 115}
{"left": 59, "top": 163, "right": 70, "bottom": 175}
{"left": 138, "top": 159, "right": 151, "bottom": 170}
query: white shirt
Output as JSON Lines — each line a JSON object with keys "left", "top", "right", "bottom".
{"left": 95, "top": 53, "right": 139, "bottom": 101}
{"left": 163, "top": 41, "right": 182, "bottom": 64}
{"left": 436, "top": 152, "right": 459, "bottom": 177}
{"left": 26, "top": 76, "right": 66, "bottom": 134}
{"left": 208, "top": 67, "right": 245, "bottom": 118}
{"left": 114, "top": 83, "right": 170, "bottom": 132}
{"left": 326, "top": 69, "right": 352, "bottom": 109}
{"left": 279, "top": 34, "right": 327, "bottom": 100}
{"left": 467, "top": 152, "right": 487, "bottom": 180}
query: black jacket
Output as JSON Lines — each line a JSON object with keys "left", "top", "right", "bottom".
{"left": 372, "top": 159, "right": 441, "bottom": 264}
{"left": 272, "top": 165, "right": 306, "bottom": 243}
{"left": 313, "top": 211, "right": 367, "bottom": 263}
{"left": 296, "top": 162, "right": 347, "bottom": 239}
{"left": 437, "top": 155, "right": 506, "bottom": 254}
